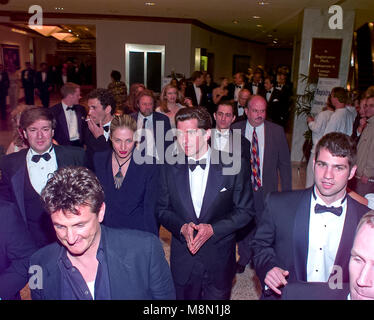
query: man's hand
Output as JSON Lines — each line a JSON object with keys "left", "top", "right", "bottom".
{"left": 189, "top": 223, "right": 214, "bottom": 255}
{"left": 264, "top": 267, "right": 289, "bottom": 295}
{"left": 306, "top": 116, "right": 314, "bottom": 123}
{"left": 180, "top": 222, "right": 196, "bottom": 252}
{"left": 87, "top": 118, "right": 104, "bottom": 139}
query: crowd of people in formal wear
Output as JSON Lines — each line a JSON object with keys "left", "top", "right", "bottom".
{"left": 0, "top": 61, "right": 374, "bottom": 301}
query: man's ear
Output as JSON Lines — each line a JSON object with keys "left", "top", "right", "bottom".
{"left": 348, "top": 165, "right": 357, "bottom": 181}
{"left": 23, "top": 130, "right": 28, "bottom": 141}
{"left": 98, "top": 202, "right": 106, "bottom": 223}
{"left": 213, "top": 113, "right": 217, "bottom": 121}
{"left": 105, "top": 105, "right": 112, "bottom": 115}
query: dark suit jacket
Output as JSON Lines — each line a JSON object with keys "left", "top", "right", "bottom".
{"left": 131, "top": 111, "right": 172, "bottom": 160}
{"left": 227, "top": 82, "right": 251, "bottom": 101}
{"left": 0, "top": 145, "right": 86, "bottom": 225}
{"left": 231, "top": 119, "right": 292, "bottom": 197}
{"left": 262, "top": 88, "right": 288, "bottom": 127}
{"left": 93, "top": 149, "right": 160, "bottom": 235}
{"left": 0, "top": 200, "right": 37, "bottom": 300}
{"left": 30, "top": 225, "right": 176, "bottom": 300}
{"left": 35, "top": 71, "right": 51, "bottom": 92}
{"left": 252, "top": 188, "right": 369, "bottom": 298}
{"left": 21, "top": 69, "right": 35, "bottom": 89}
{"left": 50, "top": 103, "right": 87, "bottom": 146}
{"left": 157, "top": 152, "right": 255, "bottom": 290}
{"left": 247, "top": 81, "right": 265, "bottom": 96}
{"left": 184, "top": 84, "right": 207, "bottom": 107}
{"left": 0, "top": 71, "right": 10, "bottom": 95}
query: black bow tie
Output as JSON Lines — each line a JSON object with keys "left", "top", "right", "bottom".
{"left": 66, "top": 106, "right": 76, "bottom": 111}
{"left": 188, "top": 161, "right": 206, "bottom": 172}
{"left": 314, "top": 203, "right": 343, "bottom": 216}
{"left": 236, "top": 85, "right": 243, "bottom": 89}
{"left": 103, "top": 126, "right": 110, "bottom": 132}
{"left": 252, "top": 83, "right": 258, "bottom": 87}
{"left": 31, "top": 152, "right": 51, "bottom": 163}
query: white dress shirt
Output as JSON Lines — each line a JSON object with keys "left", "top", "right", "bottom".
{"left": 234, "top": 84, "right": 243, "bottom": 102}
{"left": 41, "top": 72, "right": 47, "bottom": 82}
{"left": 103, "top": 120, "right": 111, "bottom": 141}
{"left": 266, "top": 88, "right": 273, "bottom": 102}
{"left": 306, "top": 188, "right": 347, "bottom": 282}
{"left": 194, "top": 83, "right": 202, "bottom": 106}
{"left": 26, "top": 146, "right": 58, "bottom": 195}
{"left": 308, "top": 109, "right": 334, "bottom": 154}
{"left": 251, "top": 83, "right": 259, "bottom": 95}
{"left": 245, "top": 121, "right": 265, "bottom": 182}
{"left": 213, "top": 129, "right": 230, "bottom": 153}
{"left": 62, "top": 102, "right": 80, "bottom": 141}
{"left": 188, "top": 148, "right": 211, "bottom": 218}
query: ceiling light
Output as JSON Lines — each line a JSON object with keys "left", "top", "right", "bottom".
{"left": 258, "top": 1, "right": 270, "bottom": 5}
{"left": 28, "top": 25, "right": 62, "bottom": 37}
{"left": 51, "top": 32, "right": 72, "bottom": 41}
{"left": 253, "top": 16, "right": 261, "bottom": 19}
{"left": 55, "top": 7, "right": 64, "bottom": 10}
{"left": 267, "top": 34, "right": 273, "bottom": 37}
{"left": 232, "top": 20, "right": 239, "bottom": 24}
{"left": 256, "top": 24, "right": 263, "bottom": 28}
{"left": 145, "top": 2, "right": 156, "bottom": 5}
{"left": 12, "top": 28, "right": 27, "bottom": 35}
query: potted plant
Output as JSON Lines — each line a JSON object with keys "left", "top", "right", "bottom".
{"left": 294, "top": 74, "right": 318, "bottom": 163}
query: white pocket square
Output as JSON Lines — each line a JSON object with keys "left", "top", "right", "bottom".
{"left": 220, "top": 187, "right": 227, "bottom": 192}
{"left": 273, "top": 99, "right": 279, "bottom": 102}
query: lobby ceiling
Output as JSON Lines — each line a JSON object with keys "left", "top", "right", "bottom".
{"left": 1, "top": 0, "right": 373, "bottom": 47}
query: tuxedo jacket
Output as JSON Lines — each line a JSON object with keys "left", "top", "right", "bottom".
{"left": 21, "top": 69, "right": 35, "bottom": 88}
{"left": 130, "top": 111, "right": 172, "bottom": 159}
{"left": 252, "top": 188, "right": 369, "bottom": 295}
{"left": 0, "top": 200, "right": 37, "bottom": 300}
{"left": 247, "top": 81, "right": 265, "bottom": 96}
{"left": 231, "top": 119, "right": 292, "bottom": 197}
{"left": 35, "top": 71, "right": 51, "bottom": 92}
{"left": 0, "top": 71, "right": 10, "bottom": 95}
{"left": 227, "top": 82, "right": 251, "bottom": 101}
{"left": 157, "top": 152, "right": 255, "bottom": 289}
{"left": 0, "top": 145, "right": 86, "bottom": 225}
{"left": 184, "top": 84, "right": 207, "bottom": 107}
{"left": 50, "top": 102, "right": 87, "bottom": 146}
{"left": 30, "top": 225, "right": 175, "bottom": 300}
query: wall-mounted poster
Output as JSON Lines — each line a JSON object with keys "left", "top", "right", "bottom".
{"left": 1, "top": 44, "right": 20, "bottom": 71}
{"left": 309, "top": 38, "right": 342, "bottom": 79}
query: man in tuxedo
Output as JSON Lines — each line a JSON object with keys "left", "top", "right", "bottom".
{"left": 35, "top": 62, "right": 52, "bottom": 108}
{"left": 184, "top": 71, "right": 207, "bottom": 107}
{"left": 227, "top": 72, "right": 250, "bottom": 103}
{"left": 233, "top": 89, "right": 251, "bottom": 122}
{"left": 261, "top": 77, "right": 284, "bottom": 127}
{"left": 252, "top": 132, "right": 369, "bottom": 299}
{"left": 157, "top": 107, "right": 255, "bottom": 300}
{"left": 50, "top": 82, "right": 87, "bottom": 147}
{"left": 0, "top": 107, "right": 86, "bottom": 248}
{"left": 0, "top": 63, "right": 10, "bottom": 120}
{"left": 0, "top": 200, "right": 37, "bottom": 300}
{"left": 231, "top": 95, "right": 292, "bottom": 272}
{"left": 131, "top": 89, "right": 172, "bottom": 162}
{"left": 248, "top": 70, "right": 265, "bottom": 96}
{"left": 83, "top": 88, "right": 115, "bottom": 169}
{"left": 21, "top": 62, "right": 36, "bottom": 106}
{"left": 30, "top": 166, "right": 175, "bottom": 300}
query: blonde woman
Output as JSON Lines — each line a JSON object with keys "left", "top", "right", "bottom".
{"left": 156, "top": 84, "right": 184, "bottom": 128}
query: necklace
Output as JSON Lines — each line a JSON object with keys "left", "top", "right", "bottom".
{"left": 113, "top": 152, "right": 132, "bottom": 189}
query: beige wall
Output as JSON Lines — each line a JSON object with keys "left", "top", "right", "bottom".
{"left": 95, "top": 20, "right": 192, "bottom": 88}
{"left": 190, "top": 24, "right": 267, "bottom": 81}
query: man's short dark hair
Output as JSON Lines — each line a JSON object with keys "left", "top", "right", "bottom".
{"left": 41, "top": 166, "right": 104, "bottom": 216}
{"left": 87, "top": 88, "right": 116, "bottom": 115}
{"left": 61, "top": 82, "right": 80, "bottom": 99}
{"left": 314, "top": 132, "right": 357, "bottom": 169}
{"left": 190, "top": 71, "right": 203, "bottom": 82}
{"left": 175, "top": 107, "right": 212, "bottom": 130}
{"left": 20, "top": 106, "right": 56, "bottom": 131}
{"left": 215, "top": 101, "right": 234, "bottom": 114}
{"left": 111, "top": 70, "right": 121, "bottom": 81}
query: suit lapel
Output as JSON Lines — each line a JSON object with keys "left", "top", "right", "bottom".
{"left": 57, "top": 104, "right": 70, "bottom": 141}
{"left": 330, "top": 196, "right": 360, "bottom": 282}
{"left": 174, "top": 163, "right": 199, "bottom": 223}
{"left": 11, "top": 161, "right": 27, "bottom": 224}
{"left": 199, "top": 162, "right": 223, "bottom": 221}
{"left": 293, "top": 188, "right": 313, "bottom": 281}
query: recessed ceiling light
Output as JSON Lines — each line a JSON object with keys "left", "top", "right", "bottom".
{"left": 68, "top": 29, "right": 72, "bottom": 32}
{"left": 145, "top": 2, "right": 156, "bottom": 6}
{"left": 256, "top": 24, "right": 263, "bottom": 28}
{"left": 258, "top": 1, "right": 270, "bottom": 5}
{"left": 253, "top": 16, "right": 261, "bottom": 19}
{"left": 273, "top": 40, "right": 278, "bottom": 44}
{"left": 232, "top": 20, "right": 239, "bottom": 24}
{"left": 55, "top": 7, "right": 64, "bottom": 10}
{"left": 267, "top": 34, "right": 273, "bottom": 37}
